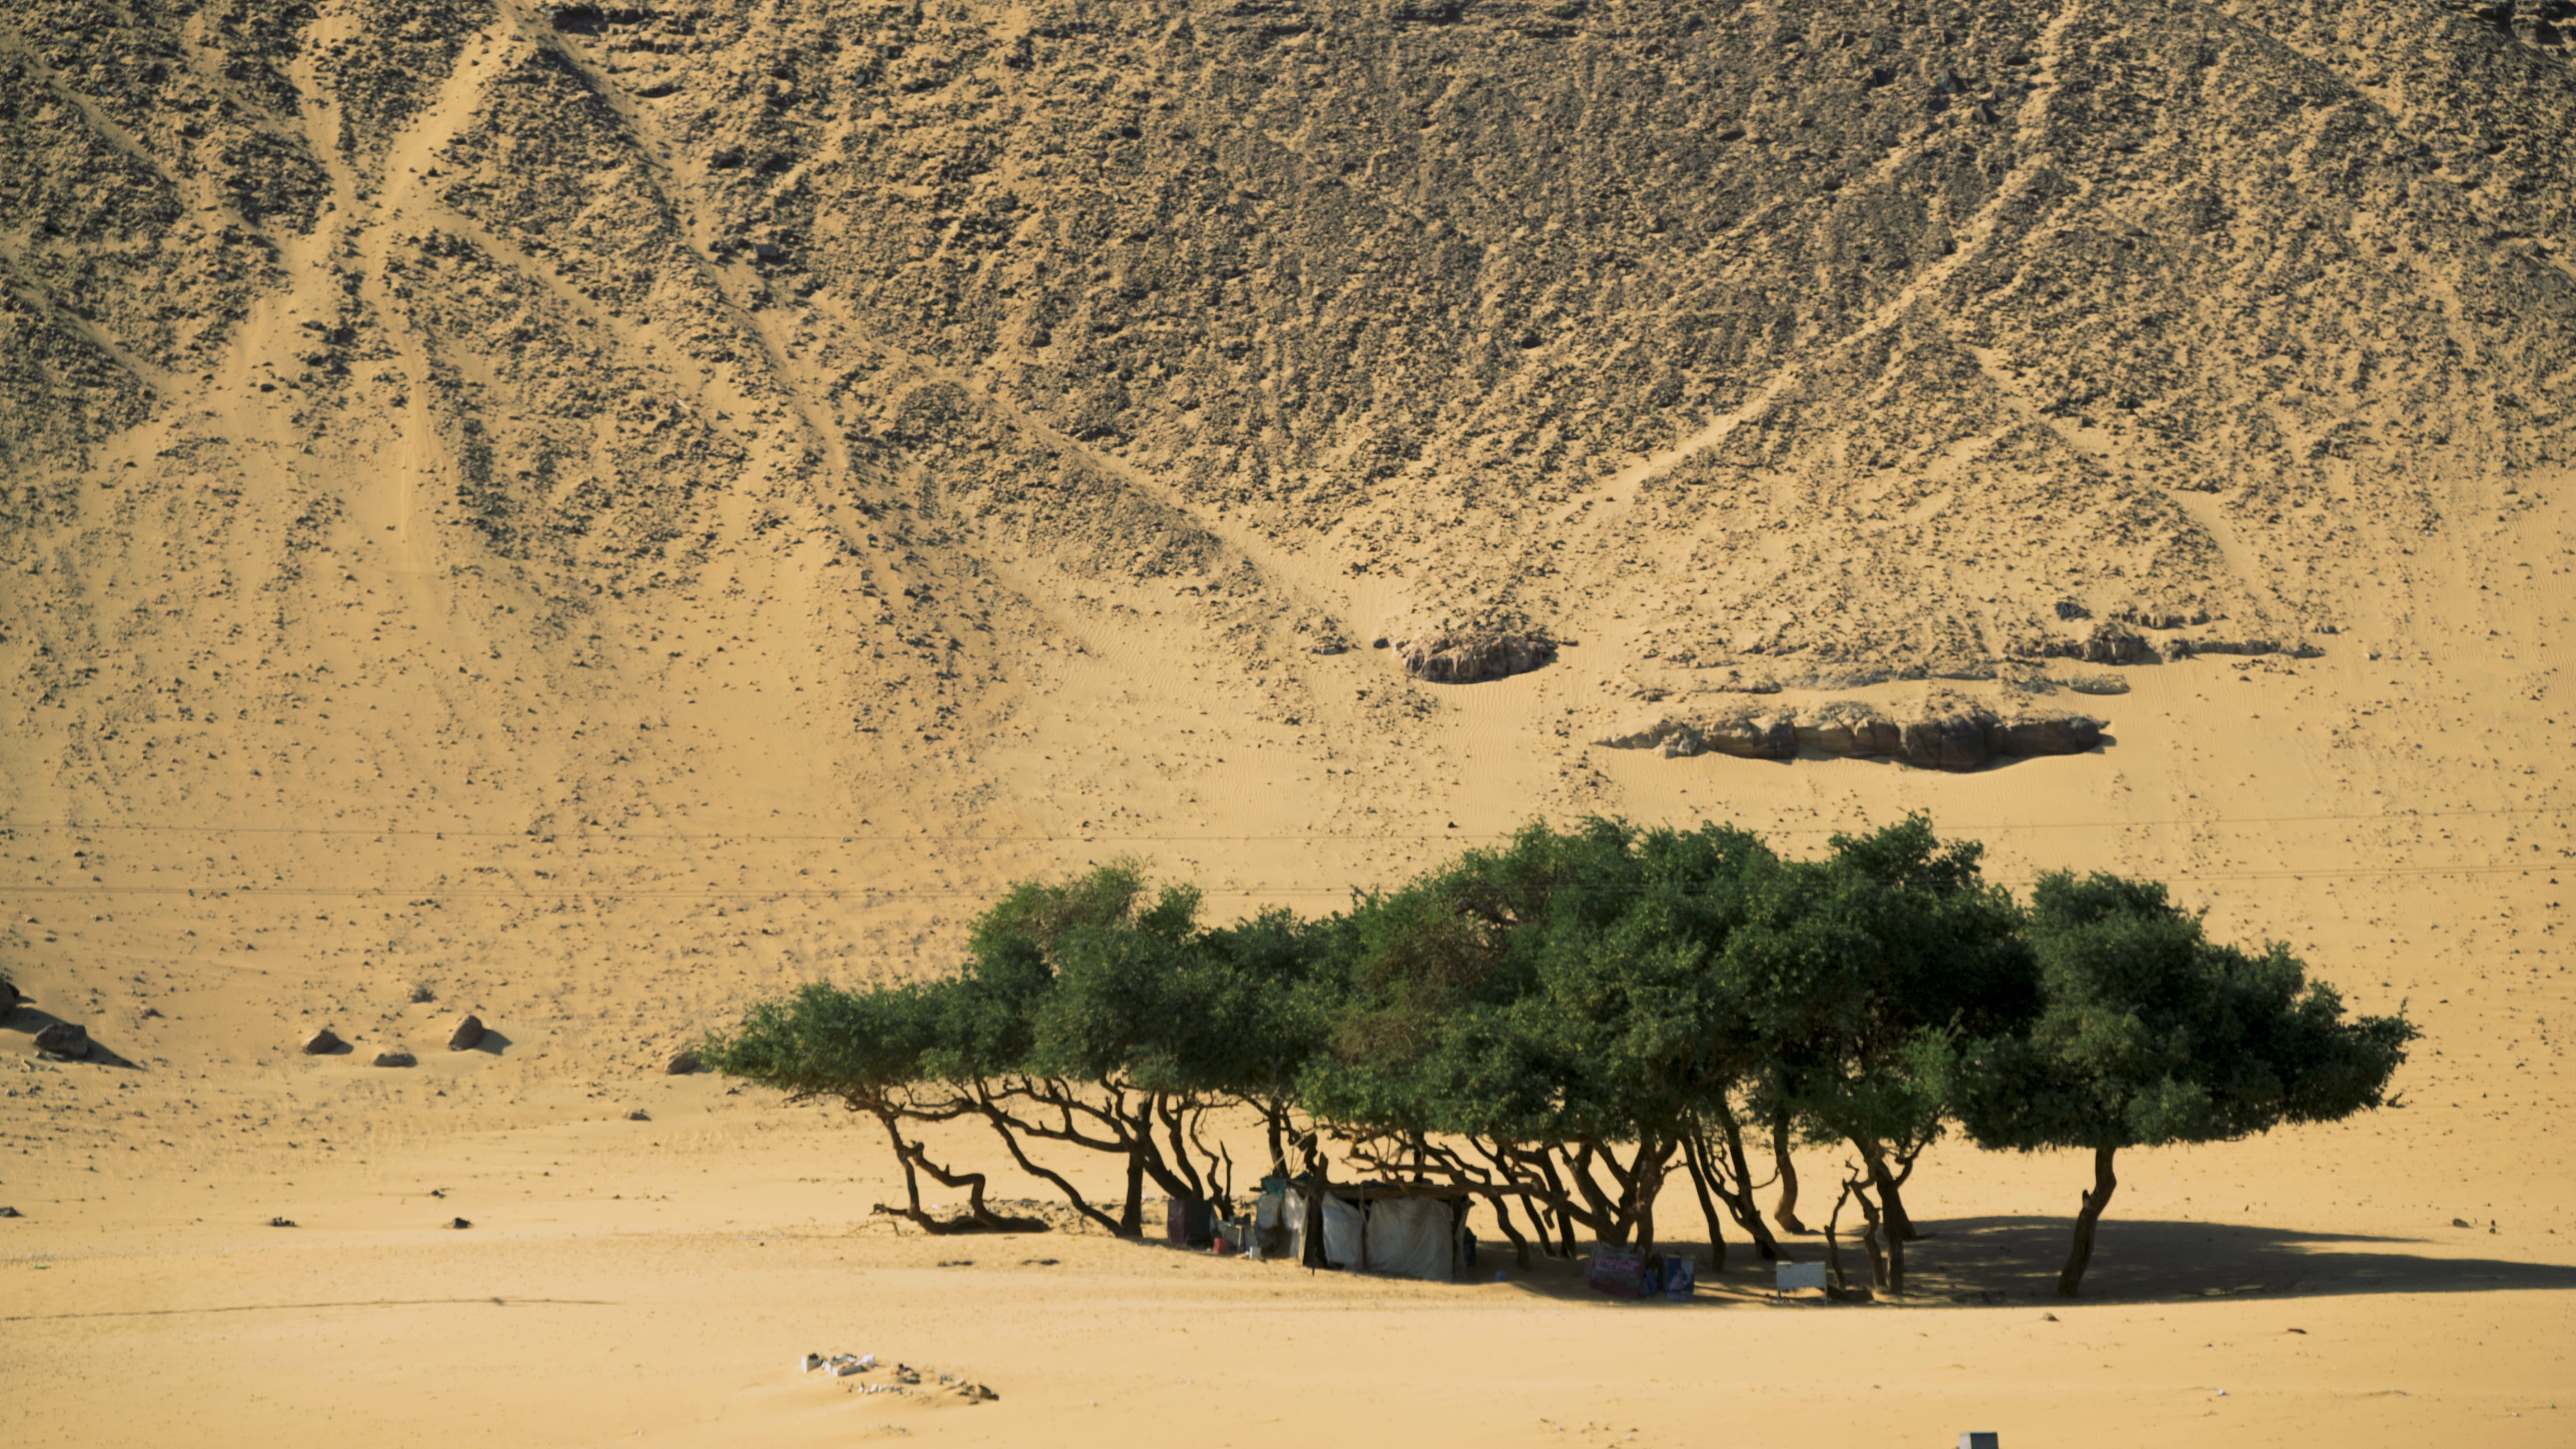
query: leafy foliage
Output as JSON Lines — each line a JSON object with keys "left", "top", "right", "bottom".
{"left": 706, "top": 823, "right": 2413, "bottom": 1289}
{"left": 1955, "top": 870, "right": 2414, "bottom": 1152}
{"left": 1949, "top": 870, "right": 2416, "bottom": 1292}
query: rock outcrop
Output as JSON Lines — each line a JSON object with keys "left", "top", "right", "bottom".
{"left": 1603, "top": 701, "right": 2104, "bottom": 771}
{"left": 1395, "top": 629, "right": 1556, "bottom": 685}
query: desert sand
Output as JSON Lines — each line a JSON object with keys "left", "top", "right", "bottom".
{"left": 8, "top": 1, "right": 2576, "bottom": 1444}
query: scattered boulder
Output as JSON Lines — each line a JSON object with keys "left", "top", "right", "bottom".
{"left": 664, "top": 1049, "right": 701, "bottom": 1076}
{"left": 268, "top": 1216, "right": 297, "bottom": 1228}
{"left": 372, "top": 1050, "right": 417, "bottom": 1068}
{"left": 0, "top": 1205, "right": 21, "bottom": 1218}
{"left": 448, "top": 1015, "right": 486, "bottom": 1052}
{"left": 33, "top": 1021, "right": 89, "bottom": 1059}
{"left": 449, "top": 1216, "right": 472, "bottom": 1230}
{"left": 626, "top": 1108, "right": 651, "bottom": 1121}
{"left": 302, "top": 1027, "right": 344, "bottom": 1055}
{"left": 1396, "top": 628, "right": 1556, "bottom": 684}
{"left": 0, "top": 977, "right": 20, "bottom": 1012}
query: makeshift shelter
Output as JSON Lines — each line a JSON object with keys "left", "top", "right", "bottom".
{"left": 1266, "top": 1182, "right": 1472, "bottom": 1281}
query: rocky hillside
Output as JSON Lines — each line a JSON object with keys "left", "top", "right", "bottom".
{"left": 3, "top": 0, "right": 2573, "bottom": 825}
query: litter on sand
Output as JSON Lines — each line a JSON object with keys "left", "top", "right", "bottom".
{"left": 798, "top": 1350, "right": 997, "bottom": 1402}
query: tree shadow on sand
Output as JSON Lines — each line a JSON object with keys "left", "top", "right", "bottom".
{"left": 1888, "top": 1214, "right": 2576, "bottom": 1304}
{"left": 1470, "top": 1216, "right": 2576, "bottom": 1306}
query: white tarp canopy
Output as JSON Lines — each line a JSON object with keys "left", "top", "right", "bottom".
{"left": 1278, "top": 1189, "right": 1459, "bottom": 1281}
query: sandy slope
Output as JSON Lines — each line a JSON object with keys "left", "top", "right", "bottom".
{"left": 9, "top": 472, "right": 2576, "bottom": 1446}
{"left": 8, "top": 1, "right": 2576, "bottom": 1442}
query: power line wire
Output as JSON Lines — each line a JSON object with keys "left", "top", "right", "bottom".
{"left": 1, "top": 802, "right": 2570, "bottom": 842}
{"left": 3, "top": 861, "right": 2564, "bottom": 901}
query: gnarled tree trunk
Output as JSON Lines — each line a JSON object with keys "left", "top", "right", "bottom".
{"left": 1854, "top": 1136, "right": 1920, "bottom": 1241}
{"left": 1711, "top": 1109, "right": 1786, "bottom": 1260}
{"left": 2058, "top": 1145, "right": 2119, "bottom": 1297}
{"left": 1770, "top": 1114, "right": 1810, "bottom": 1234}
{"left": 1680, "top": 1133, "right": 1729, "bottom": 1273}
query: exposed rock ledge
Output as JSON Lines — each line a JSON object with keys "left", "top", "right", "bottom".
{"left": 2014, "top": 621, "right": 2324, "bottom": 664}
{"left": 1391, "top": 627, "right": 1557, "bottom": 683}
{"left": 1599, "top": 702, "right": 2104, "bottom": 771}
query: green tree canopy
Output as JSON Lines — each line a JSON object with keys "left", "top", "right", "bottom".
{"left": 704, "top": 825, "right": 2413, "bottom": 1291}
{"left": 1953, "top": 870, "right": 2416, "bottom": 1295}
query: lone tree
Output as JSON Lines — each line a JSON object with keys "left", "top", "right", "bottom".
{"left": 1954, "top": 871, "right": 2415, "bottom": 1296}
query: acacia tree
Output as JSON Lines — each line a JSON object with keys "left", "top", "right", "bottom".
{"left": 1301, "top": 819, "right": 1796, "bottom": 1266}
{"left": 709, "top": 863, "right": 1332, "bottom": 1238}
{"left": 1737, "top": 817, "right": 2037, "bottom": 1244}
{"left": 700, "top": 978, "right": 1043, "bottom": 1232}
{"left": 1952, "top": 871, "right": 2415, "bottom": 1296}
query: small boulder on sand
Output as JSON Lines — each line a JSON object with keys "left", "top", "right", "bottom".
{"left": 626, "top": 1108, "right": 651, "bottom": 1121}
{"left": 34, "top": 1021, "right": 89, "bottom": 1059}
{"left": 1396, "top": 629, "right": 1555, "bottom": 684}
{"left": 448, "top": 1015, "right": 486, "bottom": 1051}
{"left": 302, "top": 1027, "right": 344, "bottom": 1055}
{"left": 372, "top": 1050, "right": 417, "bottom": 1068}
{"left": 664, "top": 1049, "right": 701, "bottom": 1075}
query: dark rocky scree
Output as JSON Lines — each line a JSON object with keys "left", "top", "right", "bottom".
{"left": 0, "top": 0, "right": 2569, "bottom": 730}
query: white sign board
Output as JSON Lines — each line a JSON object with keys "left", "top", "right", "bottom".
{"left": 1774, "top": 1261, "right": 1829, "bottom": 1292}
